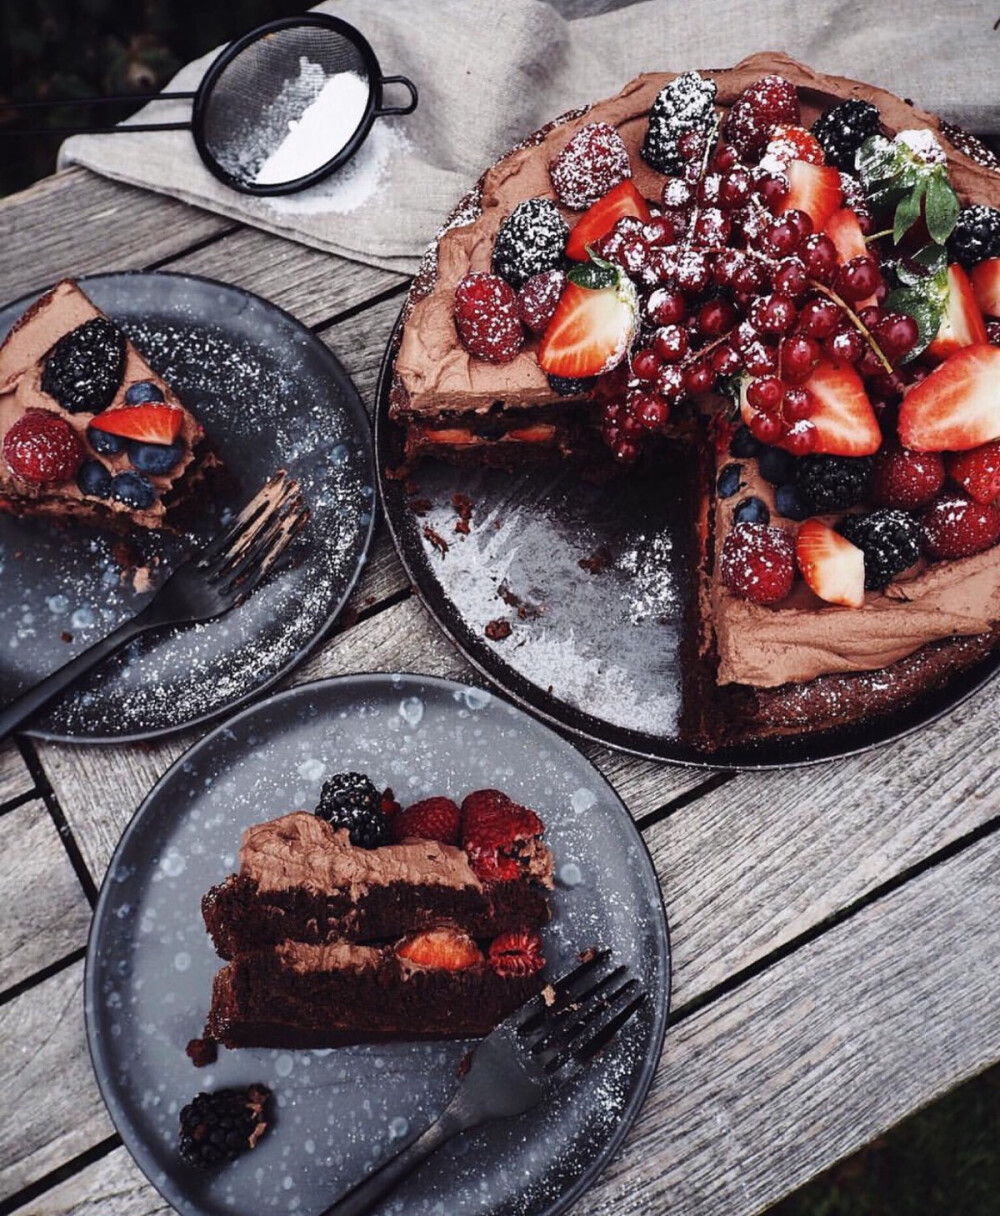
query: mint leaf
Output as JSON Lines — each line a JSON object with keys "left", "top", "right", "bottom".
{"left": 923, "top": 170, "right": 961, "bottom": 244}
{"left": 884, "top": 285, "right": 944, "bottom": 362}
{"left": 856, "top": 135, "right": 900, "bottom": 187}
{"left": 893, "top": 179, "right": 926, "bottom": 245}
{"left": 569, "top": 258, "right": 618, "bottom": 291}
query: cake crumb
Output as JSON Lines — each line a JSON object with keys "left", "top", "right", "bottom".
{"left": 541, "top": 983, "right": 557, "bottom": 1006}
{"left": 578, "top": 545, "right": 613, "bottom": 575}
{"left": 452, "top": 492, "right": 473, "bottom": 534}
{"left": 423, "top": 524, "right": 449, "bottom": 556}
{"left": 485, "top": 618, "right": 512, "bottom": 641}
{"left": 61, "top": 631, "right": 73, "bottom": 643}
{"left": 186, "top": 1037, "right": 218, "bottom": 1067}
{"left": 410, "top": 497, "right": 433, "bottom": 516}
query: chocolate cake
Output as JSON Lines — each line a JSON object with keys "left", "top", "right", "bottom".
{"left": 0, "top": 278, "right": 220, "bottom": 532}
{"left": 388, "top": 53, "right": 1000, "bottom": 749}
{"left": 201, "top": 779, "right": 554, "bottom": 1050}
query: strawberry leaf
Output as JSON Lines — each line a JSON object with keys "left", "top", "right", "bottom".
{"left": 923, "top": 170, "right": 961, "bottom": 244}
{"left": 893, "top": 178, "right": 926, "bottom": 245}
{"left": 567, "top": 260, "right": 618, "bottom": 291}
{"left": 884, "top": 283, "right": 946, "bottom": 362}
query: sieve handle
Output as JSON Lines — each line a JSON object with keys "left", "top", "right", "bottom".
{"left": 2, "top": 92, "right": 197, "bottom": 137}
{"left": 374, "top": 76, "right": 418, "bottom": 118}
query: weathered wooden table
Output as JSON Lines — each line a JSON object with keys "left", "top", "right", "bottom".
{"left": 1, "top": 166, "right": 998, "bottom": 1216}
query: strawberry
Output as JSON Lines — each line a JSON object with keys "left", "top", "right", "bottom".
{"left": 926, "top": 264, "right": 988, "bottom": 361}
{"left": 794, "top": 357, "right": 881, "bottom": 457}
{"left": 823, "top": 207, "right": 868, "bottom": 264}
{"left": 549, "top": 121, "right": 632, "bottom": 211}
{"left": 488, "top": 929, "right": 545, "bottom": 978}
{"left": 778, "top": 161, "right": 843, "bottom": 231}
{"left": 897, "top": 343, "right": 1000, "bottom": 451}
{"left": 90, "top": 401, "right": 183, "bottom": 445}
{"left": 719, "top": 522, "right": 796, "bottom": 605}
{"left": 762, "top": 124, "right": 825, "bottom": 172}
{"left": 538, "top": 259, "right": 638, "bottom": 379}
{"left": 396, "top": 927, "right": 482, "bottom": 972}
{"left": 2, "top": 409, "right": 85, "bottom": 485}
{"left": 565, "top": 181, "right": 651, "bottom": 262}
{"left": 795, "top": 518, "right": 865, "bottom": 608}
{"left": 970, "top": 257, "right": 1000, "bottom": 319}
{"left": 390, "top": 796, "right": 461, "bottom": 845}
{"left": 869, "top": 441, "right": 945, "bottom": 510}
{"left": 947, "top": 440, "right": 1000, "bottom": 505}
{"left": 922, "top": 494, "right": 1000, "bottom": 559}
{"left": 461, "top": 789, "right": 544, "bottom": 883}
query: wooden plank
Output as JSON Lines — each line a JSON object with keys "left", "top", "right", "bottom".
{"left": 0, "top": 740, "right": 34, "bottom": 808}
{"left": 0, "top": 800, "right": 91, "bottom": 992}
{"left": 0, "top": 961, "right": 114, "bottom": 1201}
{"left": 574, "top": 831, "right": 1000, "bottom": 1216}
{"left": 0, "top": 168, "right": 232, "bottom": 302}
{"left": 9, "top": 1147, "right": 170, "bottom": 1216}
{"left": 320, "top": 290, "right": 406, "bottom": 410}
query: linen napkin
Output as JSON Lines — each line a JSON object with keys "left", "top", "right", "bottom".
{"left": 58, "top": 0, "right": 1000, "bottom": 274}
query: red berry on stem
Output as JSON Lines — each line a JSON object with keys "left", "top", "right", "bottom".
{"left": 697, "top": 298, "right": 735, "bottom": 338}
{"left": 875, "top": 313, "right": 919, "bottom": 361}
{"left": 780, "top": 334, "right": 820, "bottom": 383}
{"left": 747, "top": 375, "right": 785, "bottom": 411}
{"left": 827, "top": 328, "right": 865, "bottom": 364}
{"left": 631, "top": 348, "right": 661, "bottom": 381}
{"left": 783, "top": 386, "right": 816, "bottom": 420}
{"left": 797, "top": 297, "right": 841, "bottom": 339}
{"left": 837, "top": 256, "right": 882, "bottom": 303}
{"left": 685, "top": 361, "right": 715, "bottom": 394}
{"left": 653, "top": 325, "right": 688, "bottom": 363}
{"left": 711, "top": 344, "right": 743, "bottom": 376}
{"left": 646, "top": 288, "right": 687, "bottom": 327}
{"left": 749, "top": 410, "right": 783, "bottom": 444}
{"left": 756, "top": 173, "right": 790, "bottom": 212}
{"left": 773, "top": 257, "right": 809, "bottom": 300}
{"left": 800, "top": 234, "right": 839, "bottom": 284}
{"left": 784, "top": 419, "right": 818, "bottom": 455}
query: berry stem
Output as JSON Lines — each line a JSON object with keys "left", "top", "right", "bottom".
{"left": 807, "top": 281, "right": 894, "bottom": 373}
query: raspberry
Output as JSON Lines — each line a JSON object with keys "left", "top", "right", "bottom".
{"left": 922, "top": 495, "right": 1000, "bottom": 559}
{"left": 460, "top": 789, "right": 544, "bottom": 883}
{"left": 491, "top": 198, "right": 568, "bottom": 289}
{"left": 723, "top": 75, "right": 800, "bottom": 160}
{"left": 641, "top": 71, "right": 718, "bottom": 175}
{"left": 720, "top": 522, "right": 796, "bottom": 604}
{"left": 2, "top": 409, "right": 85, "bottom": 485}
{"left": 869, "top": 442, "right": 945, "bottom": 510}
{"left": 488, "top": 929, "right": 545, "bottom": 978}
{"left": 453, "top": 272, "right": 524, "bottom": 364}
{"left": 390, "top": 796, "right": 461, "bottom": 845}
{"left": 517, "top": 269, "right": 566, "bottom": 334}
{"left": 550, "top": 121, "right": 632, "bottom": 210}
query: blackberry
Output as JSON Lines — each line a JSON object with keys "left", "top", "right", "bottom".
{"left": 547, "top": 373, "right": 595, "bottom": 397}
{"left": 642, "top": 71, "right": 718, "bottom": 174}
{"left": 315, "top": 771, "right": 390, "bottom": 848}
{"left": 491, "top": 198, "right": 568, "bottom": 289}
{"left": 948, "top": 205, "right": 1000, "bottom": 269}
{"left": 178, "top": 1084, "right": 271, "bottom": 1169}
{"left": 810, "top": 99, "right": 882, "bottom": 171}
{"left": 41, "top": 318, "right": 126, "bottom": 414}
{"left": 795, "top": 454, "right": 873, "bottom": 513}
{"left": 837, "top": 508, "right": 921, "bottom": 590}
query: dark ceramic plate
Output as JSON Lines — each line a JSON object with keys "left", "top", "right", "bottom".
{"left": 376, "top": 313, "right": 1000, "bottom": 769}
{"left": 0, "top": 272, "right": 375, "bottom": 743}
{"left": 85, "top": 673, "right": 670, "bottom": 1216}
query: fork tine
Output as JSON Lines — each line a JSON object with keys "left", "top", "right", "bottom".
{"left": 529, "top": 967, "right": 632, "bottom": 1055}
{"left": 209, "top": 475, "right": 302, "bottom": 581}
{"left": 224, "top": 500, "right": 309, "bottom": 601}
{"left": 517, "top": 948, "right": 613, "bottom": 1035}
{"left": 217, "top": 491, "right": 301, "bottom": 587}
{"left": 542, "top": 982, "right": 646, "bottom": 1075}
{"left": 197, "top": 472, "right": 286, "bottom": 569}
{"left": 571, "top": 991, "right": 647, "bottom": 1063}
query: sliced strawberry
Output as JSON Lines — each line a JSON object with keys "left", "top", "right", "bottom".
{"left": 970, "top": 258, "right": 1000, "bottom": 319}
{"left": 565, "top": 180, "right": 651, "bottom": 261}
{"left": 390, "top": 796, "right": 461, "bottom": 845}
{"left": 778, "top": 161, "right": 843, "bottom": 231}
{"left": 927, "top": 264, "right": 988, "bottom": 361}
{"left": 795, "top": 518, "right": 865, "bottom": 608}
{"left": 90, "top": 402, "right": 183, "bottom": 444}
{"left": 396, "top": 927, "right": 482, "bottom": 971}
{"left": 420, "top": 427, "right": 480, "bottom": 446}
{"left": 507, "top": 424, "right": 558, "bottom": 443}
{"left": 762, "top": 124, "right": 825, "bottom": 171}
{"left": 947, "top": 440, "right": 1000, "bottom": 504}
{"left": 898, "top": 343, "right": 1000, "bottom": 452}
{"left": 538, "top": 260, "right": 637, "bottom": 379}
{"left": 823, "top": 208, "right": 878, "bottom": 308}
{"left": 794, "top": 357, "right": 881, "bottom": 456}
{"left": 488, "top": 929, "right": 545, "bottom": 978}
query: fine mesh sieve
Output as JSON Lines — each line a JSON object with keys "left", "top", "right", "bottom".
{"left": 6, "top": 14, "right": 418, "bottom": 196}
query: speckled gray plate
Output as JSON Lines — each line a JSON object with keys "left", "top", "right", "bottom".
{"left": 85, "top": 673, "right": 670, "bottom": 1216}
{"left": 0, "top": 272, "right": 375, "bottom": 743}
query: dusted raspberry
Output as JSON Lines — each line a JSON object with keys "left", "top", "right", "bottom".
{"left": 922, "top": 495, "right": 1000, "bottom": 559}
{"left": 2, "top": 408, "right": 85, "bottom": 485}
{"left": 724, "top": 75, "right": 800, "bottom": 160}
{"left": 641, "top": 71, "right": 718, "bottom": 175}
{"left": 454, "top": 273, "right": 524, "bottom": 363}
{"left": 869, "top": 442, "right": 945, "bottom": 510}
{"left": 461, "top": 788, "right": 544, "bottom": 882}
{"left": 488, "top": 929, "right": 545, "bottom": 978}
{"left": 550, "top": 121, "right": 632, "bottom": 210}
{"left": 517, "top": 269, "right": 567, "bottom": 334}
{"left": 390, "top": 796, "right": 462, "bottom": 845}
{"left": 720, "top": 522, "right": 796, "bottom": 605}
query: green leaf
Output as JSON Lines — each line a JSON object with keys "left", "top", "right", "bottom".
{"left": 911, "top": 242, "right": 949, "bottom": 275}
{"left": 884, "top": 285, "right": 944, "bottom": 362}
{"left": 923, "top": 170, "right": 961, "bottom": 244}
{"left": 856, "top": 135, "right": 900, "bottom": 187}
{"left": 568, "top": 258, "right": 618, "bottom": 292}
{"left": 893, "top": 179, "right": 927, "bottom": 245}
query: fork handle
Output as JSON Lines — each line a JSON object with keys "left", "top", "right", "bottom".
{"left": 0, "top": 605, "right": 156, "bottom": 742}
{"left": 319, "top": 1106, "right": 469, "bottom": 1216}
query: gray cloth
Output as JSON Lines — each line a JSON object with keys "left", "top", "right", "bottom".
{"left": 59, "top": 0, "right": 1000, "bottom": 274}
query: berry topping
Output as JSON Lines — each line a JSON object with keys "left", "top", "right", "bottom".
{"left": 948, "top": 205, "right": 1000, "bottom": 269}
{"left": 128, "top": 439, "right": 185, "bottom": 475}
{"left": 517, "top": 270, "right": 567, "bottom": 334}
{"left": 796, "top": 517, "right": 866, "bottom": 607}
{"left": 948, "top": 440, "right": 1000, "bottom": 505}
{"left": 396, "top": 927, "right": 482, "bottom": 971}
{"left": 460, "top": 789, "right": 544, "bottom": 882}
{"left": 2, "top": 409, "right": 85, "bottom": 485}
{"left": 550, "top": 121, "right": 632, "bottom": 211}
{"left": 40, "top": 317, "right": 126, "bottom": 414}
{"left": 723, "top": 75, "right": 799, "bottom": 160}
{"left": 761, "top": 124, "right": 825, "bottom": 172}
{"left": 795, "top": 453, "right": 873, "bottom": 513}
{"left": 792, "top": 358, "right": 881, "bottom": 457}
{"left": 547, "top": 373, "right": 596, "bottom": 397}
{"left": 453, "top": 272, "right": 524, "bottom": 364}
{"left": 87, "top": 424, "right": 126, "bottom": 456}
{"left": 76, "top": 459, "right": 112, "bottom": 499}
{"left": 897, "top": 344, "right": 1000, "bottom": 452}
{"left": 778, "top": 161, "right": 843, "bottom": 231}
{"left": 921, "top": 495, "right": 1000, "bottom": 559}
{"left": 719, "top": 521, "right": 795, "bottom": 605}
{"left": 124, "top": 379, "right": 165, "bottom": 405}
{"left": 775, "top": 482, "right": 810, "bottom": 520}
{"left": 837, "top": 508, "right": 922, "bottom": 589}
{"left": 757, "top": 445, "right": 796, "bottom": 486}
{"left": 823, "top": 207, "right": 870, "bottom": 270}
{"left": 641, "top": 71, "right": 718, "bottom": 174}
{"left": 109, "top": 470, "right": 156, "bottom": 510}
{"left": 810, "top": 99, "right": 882, "bottom": 171}
{"left": 927, "top": 264, "right": 988, "bottom": 360}
{"left": 390, "top": 796, "right": 462, "bottom": 845}
{"left": 565, "top": 181, "right": 651, "bottom": 262}
{"left": 538, "top": 259, "right": 638, "bottom": 379}
{"left": 729, "top": 424, "right": 761, "bottom": 458}
{"left": 315, "top": 771, "right": 391, "bottom": 849}
{"left": 869, "top": 442, "right": 945, "bottom": 510}
{"left": 491, "top": 198, "right": 569, "bottom": 289}
{"left": 90, "top": 402, "right": 184, "bottom": 445}
{"left": 178, "top": 1084, "right": 271, "bottom": 1169}
{"left": 488, "top": 929, "right": 545, "bottom": 978}
{"left": 733, "top": 495, "right": 770, "bottom": 525}
{"left": 717, "top": 462, "right": 744, "bottom": 498}
{"left": 970, "top": 258, "right": 1000, "bottom": 319}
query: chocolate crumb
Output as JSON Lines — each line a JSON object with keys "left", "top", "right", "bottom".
{"left": 456, "top": 1049, "right": 474, "bottom": 1078}
{"left": 410, "top": 497, "right": 433, "bottom": 516}
{"left": 186, "top": 1037, "right": 218, "bottom": 1067}
{"left": 61, "top": 631, "right": 73, "bottom": 643}
{"left": 579, "top": 545, "right": 613, "bottom": 575}
{"left": 423, "top": 524, "right": 449, "bottom": 555}
{"left": 452, "top": 492, "right": 474, "bottom": 535}
{"left": 485, "top": 618, "right": 512, "bottom": 641}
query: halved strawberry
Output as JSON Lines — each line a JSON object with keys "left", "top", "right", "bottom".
{"left": 927, "top": 264, "right": 988, "bottom": 361}
{"left": 971, "top": 258, "right": 1000, "bottom": 319}
{"left": 507, "top": 424, "right": 559, "bottom": 443}
{"left": 947, "top": 439, "right": 1000, "bottom": 504}
{"left": 538, "top": 259, "right": 637, "bottom": 379}
{"left": 795, "top": 518, "right": 865, "bottom": 608}
{"left": 396, "top": 927, "right": 482, "bottom": 971}
{"left": 565, "top": 180, "right": 651, "bottom": 261}
{"left": 778, "top": 161, "right": 843, "bottom": 231}
{"left": 796, "top": 357, "right": 881, "bottom": 456}
{"left": 762, "top": 124, "right": 825, "bottom": 171}
{"left": 898, "top": 343, "right": 1000, "bottom": 452}
{"left": 90, "top": 402, "right": 183, "bottom": 444}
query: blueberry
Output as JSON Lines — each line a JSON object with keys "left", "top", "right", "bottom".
{"left": 733, "top": 496, "right": 770, "bottom": 525}
{"left": 76, "top": 460, "right": 112, "bottom": 499}
{"left": 124, "top": 380, "right": 165, "bottom": 405}
{"left": 775, "top": 483, "right": 810, "bottom": 521}
{"left": 757, "top": 445, "right": 796, "bottom": 486}
{"left": 729, "top": 425, "right": 761, "bottom": 458}
{"left": 110, "top": 471, "right": 156, "bottom": 509}
{"left": 128, "top": 439, "right": 185, "bottom": 475}
{"left": 716, "top": 462, "right": 743, "bottom": 499}
{"left": 87, "top": 425, "right": 127, "bottom": 456}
